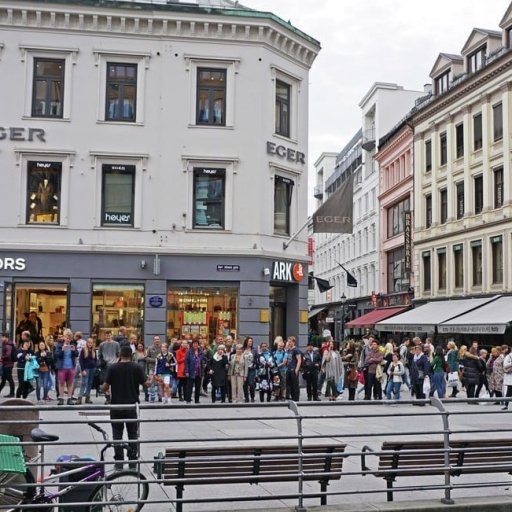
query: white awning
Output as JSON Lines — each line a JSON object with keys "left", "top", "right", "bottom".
{"left": 374, "top": 296, "right": 498, "bottom": 332}
{"left": 308, "top": 306, "right": 327, "bottom": 319}
{"left": 438, "top": 296, "right": 512, "bottom": 334}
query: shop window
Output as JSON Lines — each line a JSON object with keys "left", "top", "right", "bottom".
{"left": 425, "top": 140, "right": 432, "bottom": 172}
{"left": 193, "top": 168, "right": 225, "bottom": 229}
{"left": 491, "top": 236, "right": 503, "bottom": 284}
{"left": 196, "top": 68, "right": 226, "bottom": 125}
{"left": 425, "top": 194, "right": 432, "bottom": 228}
{"left": 387, "top": 196, "right": 410, "bottom": 238}
{"left": 439, "top": 132, "right": 447, "bottom": 166}
{"left": 387, "top": 247, "right": 407, "bottom": 293}
{"left": 494, "top": 166, "right": 504, "bottom": 208}
{"left": 440, "top": 189, "right": 448, "bottom": 224}
{"left": 422, "top": 252, "right": 431, "bottom": 292}
{"left": 101, "top": 164, "right": 135, "bottom": 227}
{"left": 275, "top": 80, "right": 291, "bottom": 137}
{"left": 32, "top": 58, "right": 65, "bottom": 118}
{"left": 456, "top": 123, "right": 464, "bottom": 159}
{"left": 92, "top": 284, "right": 144, "bottom": 342}
{"left": 26, "top": 161, "right": 61, "bottom": 224}
{"left": 437, "top": 249, "right": 447, "bottom": 290}
{"left": 471, "top": 241, "right": 482, "bottom": 287}
{"left": 274, "top": 175, "right": 294, "bottom": 236}
{"left": 105, "top": 63, "right": 137, "bottom": 122}
{"left": 453, "top": 244, "right": 464, "bottom": 288}
{"left": 493, "top": 102, "right": 503, "bottom": 142}
{"left": 473, "top": 113, "right": 482, "bottom": 151}
{"left": 167, "top": 286, "right": 238, "bottom": 343}
{"left": 474, "top": 175, "right": 483, "bottom": 215}
{"left": 456, "top": 182, "right": 464, "bottom": 219}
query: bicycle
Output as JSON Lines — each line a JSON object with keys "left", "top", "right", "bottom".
{"left": 0, "top": 422, "right": 149, "bottom": 511}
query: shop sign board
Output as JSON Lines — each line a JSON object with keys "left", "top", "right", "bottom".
{"left": 0, "top": 126, "right": 46, "bottom": 142}
{"left": 217, "top": 264, "right": 240, "bottom": 272}
{"left": 266, "top": 141, "right": 306, "bottom": 164}
{"left": 0, "top": 257, "right": 26, "bottom": 271}
{"left": 271, "top": 261, "right": 304, "bottom": 282}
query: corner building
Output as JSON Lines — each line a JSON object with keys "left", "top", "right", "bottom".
{"left": 0, "top": 0, "right": 320, "bottom": 345}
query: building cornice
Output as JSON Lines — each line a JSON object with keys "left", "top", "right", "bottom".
{"left": 411, "top": 51, "right": 512, "bottom": 126}
{"left": 374, "top": 125, "right": 413, "bottom": 162}
{"left": 0, "top": 1, "right": 319, "bottom": 68}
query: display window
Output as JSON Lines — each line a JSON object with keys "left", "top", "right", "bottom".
{"left": 92, "top": 284, "right": 144, "bottom": 341}
{"left": 167, "top": 286, "right": 238, "bottom": 343}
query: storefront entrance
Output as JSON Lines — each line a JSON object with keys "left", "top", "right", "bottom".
{"left": 270, "top": 285, "right": 287, "bottom": 343}
{"left": 14, "top": 283, "right": 68, "bottom": 341}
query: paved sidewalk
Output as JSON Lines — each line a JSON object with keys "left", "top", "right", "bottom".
{"left": 2, "top": 389, "right": 511, "bottom": 511}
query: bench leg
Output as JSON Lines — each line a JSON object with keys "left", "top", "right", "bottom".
{"left": 176, "top": 484, "right": 184, "bottom": 512}
{"left": 386, "top": 479, "right": 394, "bottom": 502}
{"left": 320, "top": 481, "right": 328, "bottom": 506}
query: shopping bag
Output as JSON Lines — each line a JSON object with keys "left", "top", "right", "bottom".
{"left": 447, "top": 371, "right": 459, "bottom": 387}
{"left": 423, "top": 375, "right": 431, "bottom": 396}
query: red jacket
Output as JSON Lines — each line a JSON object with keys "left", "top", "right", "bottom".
{"left": 175, "top": 346, "right": 188, "bottom": 378}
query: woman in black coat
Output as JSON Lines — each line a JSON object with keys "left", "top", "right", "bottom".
{"left": 460, "top": 346, "right": 481, "bottom": 399}
{"left": 208, "top": 345, "right": 229, "bottom": 403}
{"left": 410, "top": 344, "right": 431, "bottom": 404}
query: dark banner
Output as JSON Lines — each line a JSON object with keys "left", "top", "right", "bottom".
{"left": 312, "top": 174, "right": 354, "bottom": 233}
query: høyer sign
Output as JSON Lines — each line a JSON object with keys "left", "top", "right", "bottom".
{"left": 0, "top": 258, "right": 26, "bottom": 271}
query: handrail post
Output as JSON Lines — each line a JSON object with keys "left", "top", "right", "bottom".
{"left": 430, "top": 397, "right": 454, "bottom": 505}
{"left": 288, "top": 400, "right": 306, "bottom": 512}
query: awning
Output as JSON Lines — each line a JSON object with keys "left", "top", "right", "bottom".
{"left": 374, "top": 296, "right": 497, "bottom": 332}
{"left": 345, "top": 307, "right": 408, "bottom": 329}
{"left": 308, "top": 306, "right": 327, "bottom": 319}
{"left": 438, "top": 296, "right": 512, "bottom": 334}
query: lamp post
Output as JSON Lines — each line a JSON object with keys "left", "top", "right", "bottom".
{"left": 340, "top": 293, "right": 347, "bottom": 343}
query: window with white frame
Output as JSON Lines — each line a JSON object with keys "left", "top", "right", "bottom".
{"left": 468, "top": 45, "right": 486, "bottom": 73}
{"left": 186, "top": 56, "right": 238, "bottom": 128}
{"left": 101, "top": 164, "right": 135, "bottom": 226}
{"left": 94, "top": 50, "right": 149, "bottom": 124}
{"left": 21, "top": 46, "right": 77, "bottom": 120}
{"left": 193, "top": 167, "right": 226, "bottom": 229}
{"left": 274, "top": 175, "right": 294, "bottom": 236}
{"left": 26, "top": 160, "right": 62, "bottom": 224}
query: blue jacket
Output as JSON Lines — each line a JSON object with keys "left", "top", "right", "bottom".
{"left": 184, "top": 348, "right": 205, "bottom": 379}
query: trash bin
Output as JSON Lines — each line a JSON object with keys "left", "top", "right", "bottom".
{"left": 0, "top": 398, "right": 39, "bottom": 459}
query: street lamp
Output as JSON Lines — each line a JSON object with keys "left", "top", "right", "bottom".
{"left": 340, "top": 293, "right": 347, "bottom": 343}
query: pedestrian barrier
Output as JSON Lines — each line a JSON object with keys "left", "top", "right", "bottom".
{"left": 0, "top": 397, "right": 512, "bottom": 511}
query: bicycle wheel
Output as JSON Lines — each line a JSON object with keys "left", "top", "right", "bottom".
{"left": 0, "top": 469, "right": 36, "bottom": 511}
{"left": 88, "top": 470, "right": 148, "bottom": 512}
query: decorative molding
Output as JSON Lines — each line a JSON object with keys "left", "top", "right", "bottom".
{"left": 19, "top": 44, "right": 79, "bottom": 64}
{"left": 14, "top": 148, "right": 76, "bottom": 167}
{"left": 181, "top": 155, "right": 240, "bottom": 174}
{"left": 183, "top": 54, "right": 240, "bottom": 73}
{"left": 92, "top": 49, "right": 151, "bottom": 69}
{"left": 88, "top": 151, "right": 149, "bottom": 171}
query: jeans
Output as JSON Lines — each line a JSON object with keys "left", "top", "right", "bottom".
{"left": 386, "top": 381, "right": 401, "bottom": 400}
{"left": 304, "top": 370, "right": 319, "bottom": 399}
{"left": 286, "top": 369, "right": 300, "bottom": 401}
{"left": 211, "top": 385, "right": 226, "bottom": 403}
{"left": 78, "top": 368, "right": 95, "bottom": 398}
{"left": 431, "top": 372, "right": 446, "bottom": 398}
{"left": 365, "top": 373, "right": 382, "bottom": 400}
{"left": 16, "top": 369, "right": 32, "bottom": 399}
{"left": 37, "top": 371, "right": 52, "bottom": 400}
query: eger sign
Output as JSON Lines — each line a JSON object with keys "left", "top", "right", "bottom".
{"left": 272, "top": 261, "right": 305, "bottom": 282}
{"left": 266, "top": 141, "right": 306, "bottom": 164}
{"left": 0, "top": 127, "right": 46, "bottom": 142}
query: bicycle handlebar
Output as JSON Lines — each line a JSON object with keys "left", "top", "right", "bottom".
{"left": 88, "top": 422, "right": 108, "bottom": 441}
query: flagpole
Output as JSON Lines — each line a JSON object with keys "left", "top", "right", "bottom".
{"left": 283, "top": 215, "right": 312, "bottom": 250}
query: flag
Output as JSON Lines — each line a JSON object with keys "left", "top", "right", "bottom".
{"left": 312, "top": 173, "right": 354, "bottom": 233}
{"left": 315, "top": 276, "right": 333, "bottom": 293}
{"left": 337, "top": 262, "right": 357, "bottom": 288}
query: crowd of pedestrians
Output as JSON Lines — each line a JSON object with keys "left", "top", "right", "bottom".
{"left": 1, "top": 328, "right": 511, "bottom": 407}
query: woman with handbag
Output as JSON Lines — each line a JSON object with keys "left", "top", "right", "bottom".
{"left": 321, "top": 340, "right": 343, "bottom": 401}
{"left": 446, "top": 341, "right": 460, "bottom": 397}
{"left": 410, "top": 344, "right": 430, "bottom": 405}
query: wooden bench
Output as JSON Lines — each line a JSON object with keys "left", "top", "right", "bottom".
{"left": 154, "top": 443, "right": 346, "bottom": 511}
{"left": 361, "top": 439, "right": 512, "bottom": 502}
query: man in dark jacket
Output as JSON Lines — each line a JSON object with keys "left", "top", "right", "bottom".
{"left": 302, "top": 342, "right": 321, "bottom": 401}
{"left": 0, "top": 333, "right": 16, "bottom": 397}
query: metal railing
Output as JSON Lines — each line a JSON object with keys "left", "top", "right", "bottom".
{"left": 1, "top": 397, "right": 512, "bottom": 511}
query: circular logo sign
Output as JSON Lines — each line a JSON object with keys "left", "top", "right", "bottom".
{"left": 292, "top": 263, "right": 304, "bottom": 282}
{"left": 148, "top": 296, "right": 163, "bottom": 308}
